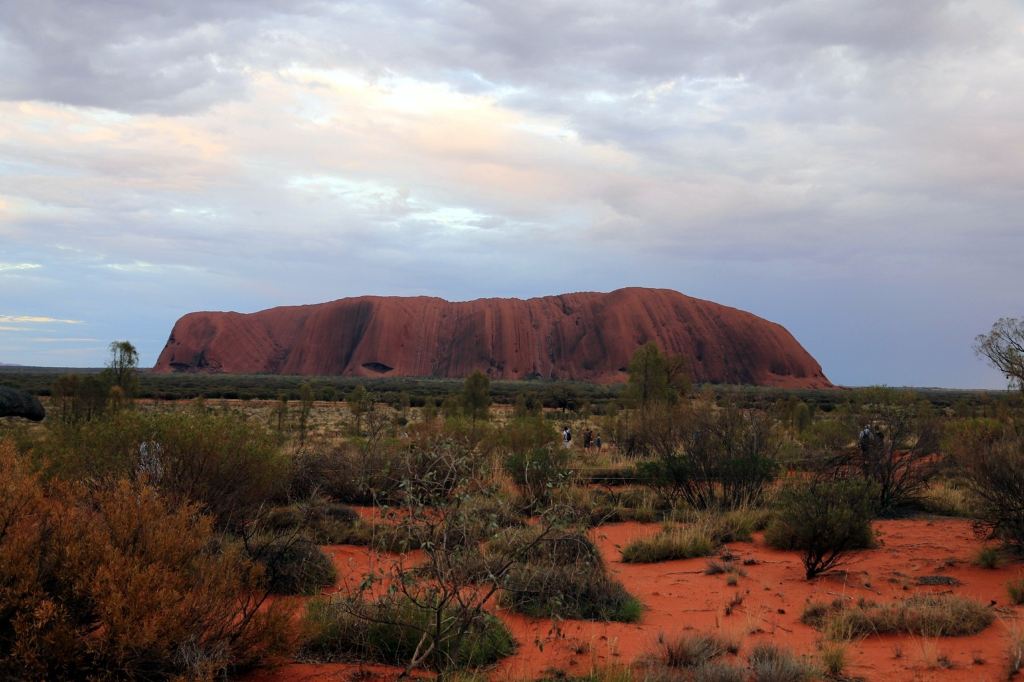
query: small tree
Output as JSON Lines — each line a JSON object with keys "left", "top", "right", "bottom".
{"left": 273, "top": 392, "right": 290, "bottom": 435}
{"left": 441, "top": 394, "right": 461, "bottom": 420}
{"left": 421, "top": 396, "right": 439, "bottom": 422}
{"left": 766, "top": 477, "right": 878, "bottom": 579}
{"left": 104, "top": 340, "right": 139, "bottom": 395}
{"left": 348, "top": 384, "right": 371, "bottom": 435}
{"left": 549, "top": 382, "right": 578, "bottom": 414}
{"left": 830, "top": 388, "right": 941, "bottom": 515}
{"left": 397, "top": 391, "right": 411, "bottom": 424}
{"left": 637, "top": 401, "right": 779, "bottom": 509}
{"left": 946, "top": 418, "right": 1024, "bottom": 552}
{"left": 626, "top": 343, "right": 691, "bottom": 409}
{"left": 512, "top": 393, "right": 531, "bottom": 419}
{"left": 52, "top": 373, "right": 111, "bottom": 424}
{"left": 975, "top": 318, "right": 1024, "bottom": 392}
{"left": 297, "top": 382, "right": 315, "bottom": 444}
{"left": 461, "top": 371, "right": 491, "bottom": 429}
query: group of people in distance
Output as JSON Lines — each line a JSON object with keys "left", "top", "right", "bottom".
{"left": 561, "top": 425, "right": 602, "bottom": 451}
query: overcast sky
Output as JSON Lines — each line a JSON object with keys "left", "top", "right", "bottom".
{"left": 1, "top": 0, "right": 1021, "bottom": 387}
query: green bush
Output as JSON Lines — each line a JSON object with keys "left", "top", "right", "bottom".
{"left": 975, "top": 546, "right": 1002, "bottom": 569}
{"left": 302, "top": 596, "right": 515, "bottom": 670}
{"left": 548, "top": 486, "right": 661, "bottom": 527}
{"left": 947, "top": 418, "right": 1024, "bottom": 552}
{"left": 621, "top": 522, "right": 718, "bottom": 563}
{"left": 289, "top": 444, "right": 374, "bottom": 503}
{"left": 250, "top": 537, "right": 337, "bottom": 595}
{"left": 637, "top": 404, "right": 779, "bottom": 510}
{"left": 1008, "top": 578, "right": 1024, "bottom": 605}
{"left": 501, "top": 562, "right": 642, "bottom": 622}
{"left": 492, "top": 528, "right": 642, "bottom": 622}
{"left": 765, "top": 477, "right": 877, "bottom": 579}
{"left": 265, "top": 498, "right": 361, "bottom": 543}
{"left": 39, "top": 410, "right": 287, "bottom": 531}
{"left": 838, "top": 388, "right": 941, "bottom": 515}
{"left": 504, "top": 445, "right": 570, "bottom": 510}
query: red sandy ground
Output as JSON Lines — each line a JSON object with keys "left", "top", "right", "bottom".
{"left": 246, "top": 518, "right": 1023, "bottom": 682}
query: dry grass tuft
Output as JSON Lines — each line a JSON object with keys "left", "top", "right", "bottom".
{"left": 823, "top": 594, "right": 994, "bottom": 639}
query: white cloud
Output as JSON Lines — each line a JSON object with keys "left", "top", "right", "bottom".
{"left": 0, "top": 315, "right": 83, "bottom": 324}
{"left": 0, "top": 262, "right": 41, "bottom": 271}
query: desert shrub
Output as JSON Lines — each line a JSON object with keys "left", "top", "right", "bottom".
{"left": 711, "top": 506, "right": 772, "bottom": 542}
{"left": 822, "top": 595, "right": 993, "bottom": 638}
{"left": 321, "top": 439, "right": 545, "bottom": 674}
{"left": 621, "top": 522, "right": 718, "bottom": 564}
{"left": 946, "top": 418, "right": 1024, "bottom": 552}
{"left": 1008, "top": 578, "right": 1024, "bottom": 605}
{"left": 975, "top": 546, "right": 1003, "bottom": 569}
{"left": 266, "top": 504, "right": 305, "bottom": 529}
{"left": 365, "top": 489, "right": 522, "bottom": 557}
{"left": 659, "top": 632, "right": 730, "bottom": 667}
{"left": 249, "top": 537, "right": 337, "bottom": 595}
{"left": 637, "top": 403, "right": 780, "bottom": 510}
{"left": 917, "top": 479, "right": 976, "bottom": 517}
{"left": 581, "top": 463, "right": 640, "bottom": 486}
{"left": 493, "top": 528, "right": 642, "bottom": 622}
{"left": 504, "top": 444, "right": 571, "bottom": 510}
{"left": 302, "top": 595, "right": 514, "bottom": 670}
{"left": 693, "top": 662, "right": 747, "bottom": 682}
{"left": 705, "top": 559, "right": 744, "bottom": 578}
{"left": 314, "top": 502, "right": 360, "bottom": 527}
{"left": 396, "top": 434, "right": 489, "bottom": 504}
{"left": 266, "top": 497, "right": 361, "bottom": 543}
{"left": 801, "top": 418, "right": 853, "bottom": 454}
{"left": 800, "top": 600, "right": 844, "bottom": 629}
{"left": 622, "top": 506, "right": 768, "bottom": 564}
{"left": 459, "top": 492, "right": 525, "bottom": 537}
{"left": 289, "top": 444, "right": 373, "bottom": 502}
{"left": 766, "top": 477, "right": 877, "bottom": 579}
{"left": 498, "top": 413, "right": 559, "bottom": 453}
{"left": 535, "top": 665, "right": 637, "bottom": 682}
{"left": 819, "top": 644, "right": 846, "bottom": 678}
{"left": 747, "top": 643, "right": 818, "bottom": 682}
{"left": 50, "top": 372, "right": 115, "bottom": 424}
{"left": 501, "top": 562, "right": 642, "bottom": 622}
{"left": 549, "top": 485, "right": 660, "bottom": 527}
{"left": 0, "top": 443, "right": 294, "bottom": 680}
{"left": 831, "top": 388, "right": 942, "bottom": 515}
{"left": 39, "top": 410, "right": 287, "bottom": 531}
{"left": 293, "top": 431, "right": 487, "bottom": 507}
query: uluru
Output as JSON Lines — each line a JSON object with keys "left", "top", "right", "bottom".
{"left": 153, "top": 287, "right": 831, "bottom": 388}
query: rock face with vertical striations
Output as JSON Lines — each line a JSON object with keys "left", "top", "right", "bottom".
{"left": 153, "top": 288, "right": 832, "bottom": 388}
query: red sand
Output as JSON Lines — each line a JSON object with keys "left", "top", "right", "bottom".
{"left": 153, "top": 287, "right": 831, "bottom": 388}
{"left": 247, "top": 517, "right": 1023, "bottom": 681}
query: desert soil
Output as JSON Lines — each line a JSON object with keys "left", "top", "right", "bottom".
{"left": 246, "top": 517, "right": 1023, "bottom": 682}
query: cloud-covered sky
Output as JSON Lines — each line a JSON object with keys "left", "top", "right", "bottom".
{"left": 1, "top": 0, "right": 1021, "bottom": 387}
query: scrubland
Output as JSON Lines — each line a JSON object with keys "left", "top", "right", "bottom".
{"left": 2, "top": 367, "right": 1024, "bottom": 681}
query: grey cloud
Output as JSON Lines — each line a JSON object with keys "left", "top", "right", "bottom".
{"left": 0, "top": 0, "right": 314, "bottom": 112}
{"left": 2, "top": 0, "right": 1014, "bottom": 113}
